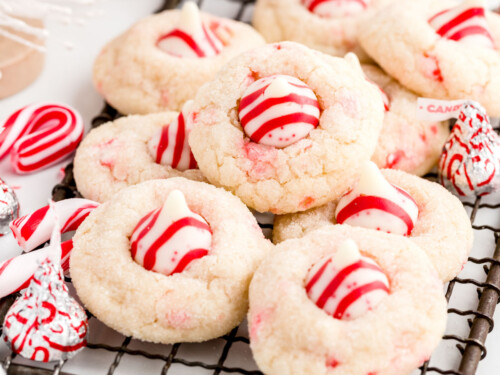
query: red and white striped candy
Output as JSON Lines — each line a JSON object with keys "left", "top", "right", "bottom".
{"left": 366, "top": 78, "right": 390, "bottom": 112}
{"left": 302, "top": 0, "right": 370, "bottom": 17}
{"left": 0, "top": 103, "right": 84, "bottom": 174}
{"left": 439, "top": 101, "right": 500, "bottom": 196}
{"left": 305, "top": 239, "right": 389, "bottom": 320}
{"left": 131, "top": 190, "right": 212, "bottom": 276}
{"left": 157, "top": 1, "right": 223, "bottom": 58}
{"left": 148, "top": 110, "right": 197, "bottom": 171}
{"left": 10, "top": 198, "right": 99, "bottom": 252}
{"left": 335, "top": 161, "right": 419, "bottom": 236}
{"left": 0, "top": 240, "right": 73, "bottom": 299}
{"left": 238, "top": 75, "right": 320, "bottom": 148}
{"left": 429, "top": 0, "right": 495, "bottom": 49}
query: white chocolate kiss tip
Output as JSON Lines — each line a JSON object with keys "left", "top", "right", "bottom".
{"left": 264, "top": 76, "right": 294, "bottom": 98}
{"left": 334, "top": 239, "right": 362, "bottom": 270}
{"left": 161, "top": 189, "right": 192, "bottom": 220}
{"left": 179, "top": 1, "right": 203, "bottom": 36}
{"left": 344, "top": 52, "right": 362, "bottom": 73}
{"left": 356, "top": 161, "right": 395, "bottom": 197}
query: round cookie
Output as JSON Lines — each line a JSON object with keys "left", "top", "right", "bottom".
{"left": 249, "top": 225, "right": 447, "bottom": 375}
{"left": 188, "top": 41, "right": 385, "bottom": 214}
{"left": 358, "top": 0, "right": 500, "bottom": 117}
{"left": 93, "top": 3, "right": 265, "bottom": 115}
{"left": 273, "top": 168, "right": 473, "bottom": 281}
{"left": 363, "top": 65, "right": 449, "bottom": 176}
{"left": 252, "top": 0, "right": 395, "bottom": 62}
{"left": 71, "top": 178, "right": 272, "bottom": 343}
{"left": 74, "top": 112, "right": 204, "bottom": 203}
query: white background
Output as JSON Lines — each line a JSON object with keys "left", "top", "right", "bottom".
{"left": 1, "top": 1, "right": 500, "bottom": 374}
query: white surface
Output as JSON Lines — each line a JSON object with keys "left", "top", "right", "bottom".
{"left": 1, "top": 1, "right": 500, "bottom": 375}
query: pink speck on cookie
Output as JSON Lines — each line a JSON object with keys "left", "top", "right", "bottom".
{"left": 250, "top": 308, "right": 274, "bottom": 341}
{"left": 243, "top": 141, "right": 278, "bottom": 180}
{"left": 299, "top": 196, "right": 315, "bottom": 210}
{"left": 385, "top": 150, "right": 406, "bottom": 169}
{"left": 165, "top": 310, "right": 191, "bottom": 329}
{"left": 421, "top": 53, "right": 443, "bottom": 82}
{"left": 326, "top": 357, "right": 340, "bottom": 368}
{"left": 160, "top": 89, "right": 169, "bottom": 106}
{"left": 336, "top": 88, "right": 360, "bottom": 118}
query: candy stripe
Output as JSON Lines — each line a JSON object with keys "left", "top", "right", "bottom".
{"left": 0, "top": 240, "right": 73, "bottom": 298}
{"left": 307, "top": 0, "right": 367, "bottom": 13}
{"left": 431, "top": 8, "right": 485, "bottom": 36}
{"left": 156, "top": 3, "right": 223, "bottom": 59}
{"left": 158, "top": 30, "right": 206, "bottom": 57}
{"left": 333, "top": 281, "right": 390, "bottom": 319}
{"left": 171, "top": 248, "right": 209, "bottom": 274}
{"left": 238, "top": 75, "right": 320, "bottom": 148}
{"left": 305, "top": 258, "right": 331, "bottom": 293}
{"left": 336, "top": 196, "right": 415, "bottom": 236}
{"left": 240, "top": 94, "right": 319, "bottom": 126}
{"left": 305, "top": 240, "right": 389, "bottom": 320}
{"left": 148, "top": 112, "right": 198, "bottom": 171}
{"left": 142, "top": 217, "right": 211, "bottom": 270}
{"left": 250, "top": 113, "right": 320, "bottom": 143}
{"left": 130, "top": 190, "right": 212, "bottom": 276}
{"left": 156, "top": 126, "right": 170, "bottom": 164}
{"left": 314, "top": 260, "right": 381, "bottom": 308}
{"left": 10, "top": 199, "right": 98, "bottom": 252}
{"left": 429, "top": 3, "right": 494, "bottom": 48}
{"left": 334, "top": 162, "right": 419, "bottom": 237}
{"left": 0, "top": 103, "right": 84, "bottom": 174}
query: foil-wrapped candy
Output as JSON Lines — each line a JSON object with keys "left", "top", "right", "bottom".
{"left": 0, "top": 178, "right": 19, "bottom": 235}
{"left": 439, "top": 101, "right": 500, "bottom": 196}
{"left": 1, "top": 257, "right": 88, "bottom": 362}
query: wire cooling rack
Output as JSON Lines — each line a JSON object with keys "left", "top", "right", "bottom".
{"left": 2, "top": 0, "right": 500, "bottom": 374}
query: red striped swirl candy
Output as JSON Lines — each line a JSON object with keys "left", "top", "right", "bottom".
{"left": 10, "top": 198, "right": 99, "bottom": 252}
{"left": 429, "top": 0, "right": 495, "bottom": 49}
{"left": 335, "top": 161, "right": 419, "bottom": 236}
{"left": 131, "top": 190, "right": 212, "bottom": 276}
{"left": 305, "top": 239, "right": 389, "bottom": 320}
{"left": 238, "top": 75, "right": 320, "bottom": 148}
{"left": 302, "top": 0, "right": 369, "bottom": 17}
{"left": 0, "top": 103, "right": 84, "bottom": 174}
{"left": 439, "top": 101, "right": 500, "bottom": 196}
{"left": 157, "top": 2, "right": 223, "bottom": 58}
{"left": 147, "top": 110, "right": 197, "bottom": 171}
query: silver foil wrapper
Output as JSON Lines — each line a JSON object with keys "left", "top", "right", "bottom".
{"left": 439, "top": 101, "right": 500, "bottom": 196}
{"left": 1, "top": 257, "right": 88, "bottom": 362}
{"left": 0, "top": 178, "right": 19, "bottom": 236}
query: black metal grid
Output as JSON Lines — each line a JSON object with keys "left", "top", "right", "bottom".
{"left": 2, "top": 0, "right": 500, "bottom": 374}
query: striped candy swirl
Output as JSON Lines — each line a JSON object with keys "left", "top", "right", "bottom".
{"left": 335, "top": 162, "right": 419, "bottom": 236}
{"left": 10, "top": 198, "right": 99, "bottom": 252}
{"left": 429, "top": 0, "right": 495, "bottom": 49}
{"left": 131, "top": 190, "right": 211, "bottom": 276}
{"left": 302, "top": 0, "right": 369, "bottom": 17}
{"left": 238, "top": 75, "right": 320, "bottom": 148}
{"left": 148, "top": 111, "right": 197, "bottom": 171}
{"left": 306, "top": 240, "right": 389, "bottom": 320}
{"left": 157, "top": 2, "right": 223, "bottom": 58}
{"left": 0, "top": 103, "right": 84, "bottom": 174}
